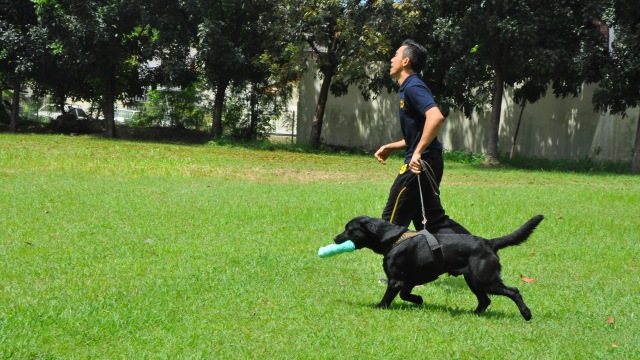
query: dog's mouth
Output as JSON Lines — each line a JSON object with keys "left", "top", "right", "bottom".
{"left": 333, "top": 233, "right": 350, "bottom": 244}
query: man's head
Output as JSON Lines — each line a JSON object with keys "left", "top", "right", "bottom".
{"left": 401, "top": 39, "right": 428, "bottom": 72}
{"left": 389, "top": 39, "right": 428, "bottom": 80}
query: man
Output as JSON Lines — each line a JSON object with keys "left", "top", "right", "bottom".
{"left": 374, "top": 39, "right": 469, "bottom": 235}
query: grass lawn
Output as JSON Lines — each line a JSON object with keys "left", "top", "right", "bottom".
{"left": 0, "top": 133, "right": 638, "bottom": 359}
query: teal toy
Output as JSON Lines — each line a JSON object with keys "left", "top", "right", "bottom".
{"left": 318, "top": 240, "right": 355, "bottom": 258}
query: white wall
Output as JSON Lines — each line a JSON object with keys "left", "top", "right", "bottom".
{"left": 294, "top": 63, "right": 638, "bottom": 162}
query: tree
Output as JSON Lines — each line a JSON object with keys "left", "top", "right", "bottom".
{"left": 34, "top": 0, "right": 153, "bottom": 137}
{"left": 142, "top": 0, "right": 199, "bottom": 91}
{"left": 593, "top": 0, "right": 640, "bottom": 173}
{"left": 0, "top": 0, "right": 38, "bottom": 131}
{"left": 276, "top": 0, "right": 403, "bottom": 147}
{"left": 417, "top": 0, "right": 606, "bottom": 165}
{"left": 187, "top": 0, "right": 278, "bottom": 139}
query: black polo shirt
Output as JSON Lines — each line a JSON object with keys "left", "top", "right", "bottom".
{"left": 398, "top": 74, "right": 443, "bottom": 163}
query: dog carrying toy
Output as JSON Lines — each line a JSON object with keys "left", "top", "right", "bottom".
{"left": 318, "top": 240, "right": 355, "bottom": 258}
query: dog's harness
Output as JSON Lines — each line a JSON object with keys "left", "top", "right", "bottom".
{"left": 392, "top": 229, "right": 446, "bottom": 271}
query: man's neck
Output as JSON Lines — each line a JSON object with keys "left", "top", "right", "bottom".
{"left": 396, "top": 70, "right": 415, "bottom": 86}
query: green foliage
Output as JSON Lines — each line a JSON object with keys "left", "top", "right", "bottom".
{"left": 0, "top": 96, "right": 9, "bottom": 124}
{"left": 591, "top": 0, "right": 640, "bottom": 173}
{"left": 443, "top": 150, "right": 485, "bottom": 165}
{"left": 275, "top": 0, "right": 408, "bottom": 146}
{"left": 221, "top": 96, "right": 243, "bottom": 134}
{"left": 0, "top": 0, "right": 40, "bottom": 81}
{"left": 222, "top": 85, "right": 288, "bottom": 141}
{"left": 418, "top": 0, "right": 605, "bottom": 117}
{"left": 593, "top": 0, "right": 640, "bottom": 115}
{"left": 1, "top": 0, "right": 636, "bottom": 169}
{"left": 29, "top": 0, "right": 156, "bottom": 136}
{"left": 137, "top": 85, "right": 208, "bottom": 130}
{"left": 500, "top": 154, "right": 632, "bottom": 174}
{"left": 276, "top": 0, "right": 402, "bottom": 99}
{"left": 188, "top": 0, "right": 282, "bottom": 137}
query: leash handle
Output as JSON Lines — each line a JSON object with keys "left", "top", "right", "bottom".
{"left": 416, "top": 160, "right": 440, "bottom": 231}
{"left": 417, "top": 174, "right": 428, "bottom": 230}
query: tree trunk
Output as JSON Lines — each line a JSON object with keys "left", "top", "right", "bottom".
{"left": 104, "top": 97, "right": 115, "bottom": 138}
{"left": 310, "top": 70, "right": 333, "bottom": 148}
{"left": 510, "top": 101, "right": 526, "bottom": 159}
{"left": 485, "top": 73, "right": 504, "bottom": 165}
{"left": 632, "top": 113, "right": 640, "bottom": 174}
{"left": 104, "top": 65, "right": 117, "bottom": 138}
{"left": 249, "top": 87, "right": 258, "bottom": 140}
{"left": 56, "top": 96, "right": 66, "bottom": 115}
{"left": 211, "top": 78, "right": 229, "bottom": 139}
{"left": 10, "top": 78, "right": 21, "bottom": 132}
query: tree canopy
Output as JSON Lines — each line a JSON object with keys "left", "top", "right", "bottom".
{"left": 593, "top": 0, "right": 640, "bottom": 172}
{"left": 275, "top": 0, "right": 405, "bottom": 147}
{"left": 414, "top": 0, "right": 609, "bottom": 164}
{"left": 0, "top": 0, "right": 638, "bottom": 171}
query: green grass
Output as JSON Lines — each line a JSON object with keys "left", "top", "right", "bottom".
{"left": 0, "top": 133, "right": 638, "bottom": 359}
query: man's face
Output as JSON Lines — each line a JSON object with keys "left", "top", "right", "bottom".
{"left": 390, "top": 45, "right": 408, "bottom": 79}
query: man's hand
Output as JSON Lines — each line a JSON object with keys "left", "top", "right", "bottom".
{"left": 375, "top": 140, "right": 405, "bottom": 165}
{"left": 374, "top": 145, "right": 392, "bottom": 165}
{"left": 409, "top": 152, "right": 422, "bottom": 174}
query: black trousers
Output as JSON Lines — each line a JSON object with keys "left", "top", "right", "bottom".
{"left": 381, "top": 153, "right": 469, "bottom": 235}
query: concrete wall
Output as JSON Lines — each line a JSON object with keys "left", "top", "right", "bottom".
{"left": 294, "top": 62, "right": 638, "bottom": 162}
{"left": 296, "top": 69, "right": 401, "bottom": 151}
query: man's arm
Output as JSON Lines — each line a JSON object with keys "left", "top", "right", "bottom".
{"left": 408, "top": 106, "right": 445, "bottom": 173}
{"left": 374, "top": 139, "right": 406, "bottom": 165}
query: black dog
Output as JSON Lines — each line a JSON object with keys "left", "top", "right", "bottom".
{"left": 333, "top": 215, "right": 544, "bottom": 320}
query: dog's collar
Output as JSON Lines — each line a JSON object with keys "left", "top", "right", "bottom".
{"left": 392, "top": 231, "right": 420, "bottom": 249}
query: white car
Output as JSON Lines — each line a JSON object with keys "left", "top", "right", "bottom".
{"left": 37, "top": 104, "right": 88, "bottom": 122}
{"left": 114, "top": 109, "right": 140, "bottom": 124}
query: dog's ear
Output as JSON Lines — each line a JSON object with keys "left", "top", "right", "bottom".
{"left": 362, "top": 217, "right": 406, "bottom": 245}
{"left": 361, "top": 216, "right": 380, "bottom": 235}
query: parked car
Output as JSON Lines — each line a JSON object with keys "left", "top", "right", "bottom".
{"left": 37, "top": 104, "right": 88, "bottom": 122}
{"left": 114, "top": 109, "right": 140, "bottom": 124}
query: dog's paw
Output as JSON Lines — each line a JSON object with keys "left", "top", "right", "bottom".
{"left": 474, "top": 305, "right": 488, "bottom": 314}
{"left": 521, "top": 308, "right": 532, "bottom": 321}
{"left": 374, "top": 303, "right": 390, "bottom": 309}
{"left": 401, "top": 294, "right": 423, "bottom": 305}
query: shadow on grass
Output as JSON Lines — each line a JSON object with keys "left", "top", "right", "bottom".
{"left": 341, "top": 276, "right": 522, "bottom": 321}
{"left": 340, "top": 298, "right": 519, "bottom": 321}
{"left": 0, "top": 122, "right": 213, "bottom": 145}
{"left": 4, "top": 122, "right": 632, "bottom": 174}
{"left": 492, "top": 154, "right": 632, "bottom": 175}
{"left": 443, "top": 150, "right": 632, "bottom": 174}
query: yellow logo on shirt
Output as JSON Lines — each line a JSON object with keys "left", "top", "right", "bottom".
{"left": 400, "top": 99, "right": 405, "bottom": 108}
{"left": 399, "top": 164, "right": 408, "bottom": 174}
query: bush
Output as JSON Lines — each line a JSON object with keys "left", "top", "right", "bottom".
{"left": 137, "top": 85, "right": 209, "bottom": 130}
{"left": 223, "top": 85, "right": 287, "bottom": 141}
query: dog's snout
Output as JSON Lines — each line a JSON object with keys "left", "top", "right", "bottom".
{"left": 334, "top": 232, "right": 348, "bottom": 244}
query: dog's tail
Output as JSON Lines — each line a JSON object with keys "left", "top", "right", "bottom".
{"left": 489, "top": 215, "right": 544, "bottom": 252}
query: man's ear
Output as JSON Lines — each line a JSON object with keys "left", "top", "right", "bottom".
{"left": 402, "top": 57, "right": 411, "bottom": 68}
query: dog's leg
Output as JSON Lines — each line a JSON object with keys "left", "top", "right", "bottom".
{"left": 464, "top": 274, "right": 491, "bottom": 313}
{"left": 400, "top": 285, "right": 423, "bottom": 305}
{"left": 486, "top": 283, "right": 532, "bottom": 321}
{"left": 375, "top": 280, "right": 402, "bottom": 308}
